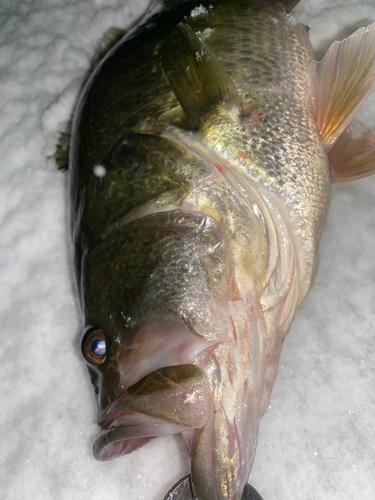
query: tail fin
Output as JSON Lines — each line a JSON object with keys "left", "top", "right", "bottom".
{"left": 311, "top": 23, "right": 375, "bottom": 182}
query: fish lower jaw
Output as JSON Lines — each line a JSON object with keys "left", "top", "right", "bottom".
{"left": 93, "top": 433, "right": 154, "bottom": 461}
{"left": 93, "top": 412, "right": 192, "bottom": 461}
{"left": 98, "top": 409, "right": 138, "bottom": 430}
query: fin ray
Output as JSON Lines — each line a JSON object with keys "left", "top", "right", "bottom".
{"left": 311, "top": 23, "right": 375, "bottom": 149}
{"left": 328, "top": 120, "right": 375, "bottom": 182}
{"left": 161, "top": 23, "right": 241, "bottom": 128}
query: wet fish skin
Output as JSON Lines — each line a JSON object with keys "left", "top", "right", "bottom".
{"left": 69, "top": 1, "right": 375, "bottom": 499}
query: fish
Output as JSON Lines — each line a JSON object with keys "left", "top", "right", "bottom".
{"left": 67, "top": 1, "right": 375, "bottom": 499}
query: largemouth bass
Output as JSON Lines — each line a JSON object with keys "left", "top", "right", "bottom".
{"left": 69, "top": 1, "right": 375, "bottom": 499}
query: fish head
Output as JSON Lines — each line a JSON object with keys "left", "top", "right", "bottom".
{"left": 80, "top": 209, "right": 237, "bottom": 462}
{"left": 78, "top": 203, "right": 268, "bottom": 499}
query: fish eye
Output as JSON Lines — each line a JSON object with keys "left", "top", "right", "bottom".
{"left": 82, "top": 328, "right": 107, "bottom": 365}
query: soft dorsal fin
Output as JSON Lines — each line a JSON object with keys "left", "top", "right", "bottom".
{"left": 161, "top": 22, "right": 241, "bottom": 128}
{"left": 311, "top": 23, "right": 375, "bottom": 150}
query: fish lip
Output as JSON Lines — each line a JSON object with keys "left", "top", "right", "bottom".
{"left": 98, "top": 409, "right": 138, "bottom": 430}
{"left": 95, "top": 362, "right": 212, "bottom": 460}
{"left": 93, "top": 410, "right": 188, "bottom": 461}
{"left": 98, "top": 361, "right": 212, "bottom": 430}
{"left": 92, "top": 425, "right": 156, "bottom": 461}
{"left": 97, "top": 403, "right": 180, "bottom": 434}
{"left": 94, "top": 409, "right": 156, "bottom": 461}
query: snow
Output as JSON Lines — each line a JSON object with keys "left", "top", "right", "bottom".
{"left": 0, "top": 1, "right": 374, "bottom": 499}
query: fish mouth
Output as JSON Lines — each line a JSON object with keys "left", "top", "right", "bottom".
{"left": 93, "top": 364, "right": 211, "bottom": 461}
{"left": 99, "top": 409, "right": 138, "bottom": 430}
{"left": 93, "top": 410, "right": 187, "bottom": 460}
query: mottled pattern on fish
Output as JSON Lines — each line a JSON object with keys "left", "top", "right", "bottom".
{"left": 70, "top": 1, "right": 375, "bottom": 500}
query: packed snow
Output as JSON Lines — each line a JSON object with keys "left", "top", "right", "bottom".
{"left": 0, "top": 1, "right": 374, "bottom": 499}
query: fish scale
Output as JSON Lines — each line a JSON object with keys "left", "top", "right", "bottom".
{"left": 69, "top": 1, "right": 375, "bottom": 499}
{"left": 189, "top": 3, "right": 330, "bottom": 298}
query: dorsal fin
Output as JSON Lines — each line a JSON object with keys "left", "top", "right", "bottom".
{"left": 311, "top": 23, "right": 375, "bottom": 150}
{"left": 161, "top": 22, "right": 241, "bottom": 128}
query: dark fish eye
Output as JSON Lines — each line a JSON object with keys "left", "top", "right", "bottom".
{"left": 91, "top": 338, "right": 106, "bottom": 356}
{"left": 82, "top": 328, "right": 107, "bottom": 365}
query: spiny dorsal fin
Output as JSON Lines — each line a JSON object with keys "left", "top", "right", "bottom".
{"left": 311, "top": 22, "right": 375, "bottom": 150}
{"left": 328, "top": 120, "right": 375, "bottom": 182}
{"left": 161, "top": 22, "right": 241, "bottom": 129}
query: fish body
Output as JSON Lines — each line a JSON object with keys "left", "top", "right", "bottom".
{"left": 69, "top": 1, "right": 375, "bottom": 499}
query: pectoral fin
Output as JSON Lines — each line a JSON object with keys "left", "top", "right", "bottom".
{"left": 311, "top": 23, "right": 375, "bottom": 150}
{"left": 328, "top": 120, "right": 375, "bottom": 182}
{"left": 161, "top": 23, "right": 241, "bottom": 128}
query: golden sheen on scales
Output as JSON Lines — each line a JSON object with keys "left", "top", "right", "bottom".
{"left": 64, "top": 0, "right": 375, "bottom": 498}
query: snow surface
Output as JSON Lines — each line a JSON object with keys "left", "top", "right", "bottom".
{"left": 0, "top": 1, "right": 374, "bottom": 499}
